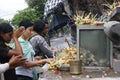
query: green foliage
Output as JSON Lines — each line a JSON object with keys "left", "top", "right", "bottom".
{"left": 11, "top": 8, "right": 39, "bottom": 28}
{"left": 25, "top": 0, "right": 45, "bottom": 18}
{"left": 0, "top": 18, "right": 9, "bottom": 23}
{"left": 11, "top": 0, "right": 45, "bottom": 28}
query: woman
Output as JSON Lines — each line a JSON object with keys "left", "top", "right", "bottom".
{"left": 12, "top": 19, "right": 52, "bottom": 80}
{"left": 0, "top": 22, "right": 25, "bottom": 80}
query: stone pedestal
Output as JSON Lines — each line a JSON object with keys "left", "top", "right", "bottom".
{"left": 113, "top": 59, "right": 120, "bottom": 72}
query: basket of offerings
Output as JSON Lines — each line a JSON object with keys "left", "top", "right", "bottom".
{"left": 48, "top": 46, "right": 77, "bottom": 71}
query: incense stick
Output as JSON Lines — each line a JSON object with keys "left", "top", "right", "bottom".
{"left": 65, "top": 37, "right": 70, "bottom": 47}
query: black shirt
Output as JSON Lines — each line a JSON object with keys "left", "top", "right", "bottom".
{"left": 0, "top": 38, "right": 17, "bottom": 80}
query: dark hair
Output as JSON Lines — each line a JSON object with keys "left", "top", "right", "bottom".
{"left": 33, "top": 20, "right": 47, "bottom": 33}
{"left": 42, "top": 20, "right": 48, "bottom": 24}
{"left": 0, "top": 23, "right": 13, "bottom": 33}
{"left": 19, "top": 19, "right": 33, "bottom": 29}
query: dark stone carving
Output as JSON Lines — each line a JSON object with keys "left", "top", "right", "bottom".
{"left": 109, "top": 7, "right": 120, "bottom": 21}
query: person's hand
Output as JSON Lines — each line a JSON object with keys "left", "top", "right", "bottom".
{"left": 8, "top": 55, "right": 27, "bottom": 69}
{"left": 34, "top": 56, "right": 42, "bottom": 61}
{"left": 13, "top": 26, "right": 25, "bottom": 39}
{"left": 51, "top": 46, "right": 57, "bottom": 50}
{"left": 44, "top": 58, "right": 54, "bottom": 64}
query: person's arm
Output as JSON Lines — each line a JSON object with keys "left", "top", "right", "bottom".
{"left": 29, "top": 35, "right": 53, "bottom": 58}
{"left": 8, "top": 55, "right": 27, "bottom": 69}
{"left": 38, "top": 37, "right": 53, "bottom": 58}
{"left": 0, "top": 63, "right": 9, "bottom": 73}
{"left": 23, "top": 58, "right": 52, "bottom": 68}
{"left": 0, "top": 55, "right": 26, "bottom": 74}
{"left": 8, "top": 27, "right": 25, "bottom": 56}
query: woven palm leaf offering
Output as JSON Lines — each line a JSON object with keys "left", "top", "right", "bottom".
{"left": 103, "top": 1, "right": 120, "bottom": 21}
{"left": 74, "top": 12, "right": 104, "bottom": 25}
{"left": 48, "top": 45, "right": 77, "bottom": 71}
{"left": 102, "top": 1, "right": 120, "bottom": 14}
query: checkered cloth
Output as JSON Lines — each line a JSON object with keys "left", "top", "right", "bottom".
{"left": 44, "top": 0, "right": 65, "bottom": 16}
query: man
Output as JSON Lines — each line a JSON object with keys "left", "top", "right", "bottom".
{"left": 29, "top": 20, "right": 57, "bottom": 59}
{"left": 12, "top": 19, "right": 52, "bottom": 80}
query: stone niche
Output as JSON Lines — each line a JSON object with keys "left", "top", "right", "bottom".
{"left": 77, "top": 25, "right": 112, "bottom": 67}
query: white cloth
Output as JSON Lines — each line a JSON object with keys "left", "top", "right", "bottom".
{"left": 0, "top": 73, "right": 4, "bottom": 80}
{"left": 0, "top": 63, "right": 9, "bottom": 80}
{"left": 0, "top": 63, "right": 9, "bottom": 73}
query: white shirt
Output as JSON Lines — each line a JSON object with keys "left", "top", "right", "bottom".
{"left": 0, "top": 63, "right": 9, "bottom": 80}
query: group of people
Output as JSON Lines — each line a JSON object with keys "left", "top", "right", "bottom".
{"left": 0, "top": 19, "right": 56, "bottom": 80}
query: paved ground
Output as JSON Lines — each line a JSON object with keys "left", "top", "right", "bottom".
{"left": 38, "top": 67, "right": 120, "bottom": 80}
